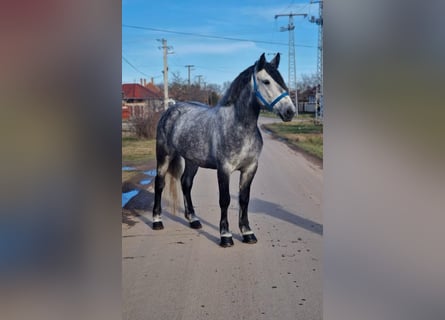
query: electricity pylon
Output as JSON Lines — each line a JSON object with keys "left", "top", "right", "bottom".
{"left": 275, "top": 12, "right": 307, "bottom": 116}
{"left": 309, "top": 0, "right": 323, "bottom": 120}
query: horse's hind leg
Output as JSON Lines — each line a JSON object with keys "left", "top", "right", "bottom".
{"left": 239, "top": 163, "right": 258, "bottom": 244}
{"left": 181, "top": 161, "right": 202, "bottom": 229}
{"left": 152, "top": 152, "right": 171, "bottom": 230}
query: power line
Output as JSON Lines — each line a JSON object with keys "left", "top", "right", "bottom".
{"left": 122, "top": 24, "right": 316, "bottom": 48}
{"left": 122, "top": 55, "right": 151, "bottom": 78}
{"left": 193, "top": 65, "right": 234, "bottom": 73}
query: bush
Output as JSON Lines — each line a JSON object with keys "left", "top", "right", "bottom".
{"left": 130, "top": 110, "right": 162, "bottom": 139}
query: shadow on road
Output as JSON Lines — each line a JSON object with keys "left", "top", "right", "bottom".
{"left": 250, "top": 197, "right": 323, "bottom": 236}
{"left": 123, "top": 188, "right": 222, "bottom": 245}
{"left": 122, "top": 186, "right": 322, "bottom": 243}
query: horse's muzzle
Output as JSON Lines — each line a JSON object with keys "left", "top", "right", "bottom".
{"left": 279, "top": 106, "right": 295, "bottom": 122}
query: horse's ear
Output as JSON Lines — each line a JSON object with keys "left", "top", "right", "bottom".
{"left": 270, "top": 53, "right": 280, "bottom": 69}
{"left": 256, "top": 53, "right": 266, "bottom": 71}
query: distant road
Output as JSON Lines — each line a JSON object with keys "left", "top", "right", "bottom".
{"left": 123, "top": 116, "right": 323, "bottom": 320}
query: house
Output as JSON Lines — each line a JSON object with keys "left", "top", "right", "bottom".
{"left": 122, "top": 81, "right": 163, "bottom": 120}
{"left": 297, "top": 86, "right": 318, "bottom": 113}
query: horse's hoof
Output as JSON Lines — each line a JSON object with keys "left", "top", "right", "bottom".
{"left": 220, "top": 236, "right": 234, "bottom": 248}
{"left": 189, "top": 220, "right": 202, "bottom": 229}
{"left": 152, "top": 221, "right": 164, "bottom": 230}
{"left": 242, "top": 233, "right": 257, "bottom": 244}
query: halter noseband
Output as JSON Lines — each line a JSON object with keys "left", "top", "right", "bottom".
{"left": 252, "top": 72, "right": 289, "bottom": 111}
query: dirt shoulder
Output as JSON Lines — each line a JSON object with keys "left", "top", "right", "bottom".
{"left": 260, "top": 123, "right": 323, "bottom": 169}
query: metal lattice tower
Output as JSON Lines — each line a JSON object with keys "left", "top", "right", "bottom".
{"left": 310, "top": 1, "right": 323, "bottom": 120}
{"left": 275, "top": 13, "right": 307, "bottom": 115}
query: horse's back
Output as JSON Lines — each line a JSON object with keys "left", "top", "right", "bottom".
{"left": 182, "top": 101, "right": 210, "bottom": 108}
{"left": 156, "top": 102, "right": 218, "bottom": 166}
{"left": 158, "top": 102, "right": 214, "bottom": 132}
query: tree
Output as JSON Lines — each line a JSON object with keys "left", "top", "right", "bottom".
{"left": 297, "top": 73, "right": 320, "bottom": 91}
{"left": 169, "top": 71, "right": 188, "bottom": 101}
{"left": 221, "top": 81, "right": 232, "bottom": 95}
{"left": 167, "top": 70, "right": 221, "bottom": 105}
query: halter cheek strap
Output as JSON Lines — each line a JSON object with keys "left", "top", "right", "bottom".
{"left": 252, "top": 73, "right": 289, "bottom": 111}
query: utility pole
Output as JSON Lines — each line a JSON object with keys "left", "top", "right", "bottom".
{"left": 158, "top": 38, "right": 174, "bottom": 110}
{"left": 196, "top": 75, "right": 203, "bottom": 87}
{"left": 185, "top": 65, "right": 195, "bottom": 87}
{"left": 203, "top": 81, "right": 209, "bottom": 104}
{"left": 309, "top": 0, "right": 323, "bottom": 121}
{"left": 184, "top": 65, "right": 195, "bottom": 100}
{"left": 196, "top": 75, "right": 204, "bottom": 102}
{"left": 275, "top": 12, "right": 307, "bottom": 117}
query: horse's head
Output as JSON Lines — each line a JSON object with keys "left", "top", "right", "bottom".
{"left": 252, "top": 53, "right": 296, "bottom": 122}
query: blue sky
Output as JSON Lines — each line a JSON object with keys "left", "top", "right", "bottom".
{"left": 122, "top": 0, "right": 320, "bottom": 87}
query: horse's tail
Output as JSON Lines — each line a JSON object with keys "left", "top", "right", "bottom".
{"left": 166, "top": 155, "right": 184, "bottom": 215}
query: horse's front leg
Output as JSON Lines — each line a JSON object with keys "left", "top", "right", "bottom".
{"left": 239, "top": 163, "right": 258, "bottom": 244}
{"left": 181, "top": 161, "right": 202, "bottom": 229}
{"left": 217, "top": 168, "right": 234, "bottom": 247}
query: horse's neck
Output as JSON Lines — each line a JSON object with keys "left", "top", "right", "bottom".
{"left": 219, "top": 69, "right": 260, "bottom": 128}
{"left": 233, "top": 87, "right": 260, "bottom": 127}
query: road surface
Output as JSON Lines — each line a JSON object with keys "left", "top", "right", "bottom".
{"left": 122, "top": 116, "right": 323, "bottom": 320}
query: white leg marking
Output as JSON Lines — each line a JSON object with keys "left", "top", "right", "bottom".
{"left": 153, "top": 215, "right": 162, "bottom": 223}
{"left": 221, "top": 232, "right": 232, "bottom": 238}
{"left": 187, "top": 214, "right": 200, "bottom": 223}
{"left": 242, "top": 230, "right": 254, "bottom": 236}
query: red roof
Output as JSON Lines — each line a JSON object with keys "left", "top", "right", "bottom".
{"left": 122, "top": 83, "right": 162, "bottom": 100}
{"left": 145, "top": 82, "right": 161, "bottom": 94}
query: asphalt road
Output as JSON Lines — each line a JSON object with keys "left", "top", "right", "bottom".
{"left": 122, "top": 116, "right": 323, "bottom": 320}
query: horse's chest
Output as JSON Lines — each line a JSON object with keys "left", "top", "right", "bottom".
{"left": 221, "top": 135, "right": 261, "bottom": 170}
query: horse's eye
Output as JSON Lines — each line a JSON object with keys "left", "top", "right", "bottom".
{"left": 262, "top": 80, "right": 270, "bottom": 85}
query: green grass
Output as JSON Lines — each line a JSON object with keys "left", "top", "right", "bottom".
{"left": 295, "top": 113, "right": 316, "bottom": 119}
{"left": 122, "top": 137, "right": 156, "bottom": 182}
{"left": 294, "top": 136, "right": 323, "bottom": 159}
{"left": 122, "top": 137, "right": 156, "bottom": 164}
{"left": 266, "top": 121, "right": 323, "bottom": 134}
{"left": 263, "top": 120, "right": 323, "bottom": 160}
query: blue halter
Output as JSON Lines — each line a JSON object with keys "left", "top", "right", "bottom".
{"left": 252, "top": 73, "right": 289, "bottom": 111}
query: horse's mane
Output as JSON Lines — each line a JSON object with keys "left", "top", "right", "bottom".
{"left": 218, "top": 66, "right": 253, "bottom": 107}
{"left": 217, "top": 62, "right": 288, "bottom": 107}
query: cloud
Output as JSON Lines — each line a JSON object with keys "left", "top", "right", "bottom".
{"left": 174, "top": 41, "right": 256, "bottom": 55}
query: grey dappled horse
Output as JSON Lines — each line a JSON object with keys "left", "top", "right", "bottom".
{"left": 152, "top": 53, "right": 295, "bottom": 247}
